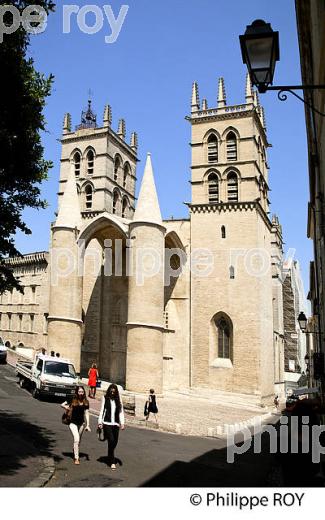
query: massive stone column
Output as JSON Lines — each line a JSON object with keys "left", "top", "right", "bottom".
{"left": 47, "top": 172, "right": 83, "bottom": 372}
{"left": 126, "top": 154, "right": 165, "bottom": 393}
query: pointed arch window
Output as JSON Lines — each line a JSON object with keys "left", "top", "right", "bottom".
{"left": 227, "top": 172, "right": 238, "bottom": 202}
{"left": 113, "top": 191, "right": 119, "bottom": 214}
{"left": 122, "top": 197, "right": 128, "bottom": 218}
{"left": 87, "top": 150, "right": 94, "bottom": 175}
{"left": 114, "top": 156, "right": 120, "bottom": 182}
{"left": 207, "top": 134, "right": 218, "bottom": 162}
{"left": 226, "top": 132, "right": 237, "bottom": 161}
{"left": 123, "top": 163, "right": 129, "bottom": 189}
{"left": 216, "top": 318, "right": 232, "bottom": 359}
{"left": 85, "top": 185, "right": 93, "bottom": 210}
{"left": 208, "top": 173, "right": 219, "bottom": 203}
{"left": 74, "top": 152, "right": 81, "bottom": 176}
{"left": 221, "top": 226, "right": 226, "bottom": 239}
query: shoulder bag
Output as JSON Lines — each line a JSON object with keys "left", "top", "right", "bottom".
{"left": 62, "top": 406, "right": 72, "bottom": 425}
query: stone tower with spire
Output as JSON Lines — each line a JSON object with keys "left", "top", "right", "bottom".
{"left": 126, "top": 154, "right": 166, "bottom": 393}
{"left": 47, "top": 171, "right": 83, "bottom": 370}
{"left": 187, "top": 74, "right": 277, "bottom": 402}
{"left": 59, "top": 100, "right": 138, "bottom": 220}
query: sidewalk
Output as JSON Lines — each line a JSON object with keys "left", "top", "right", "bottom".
{"left": 86, "top": 383, "right": 278, "bottom": 438}
{"left": 6, "top": 351, "right": 277, "bottom": 439}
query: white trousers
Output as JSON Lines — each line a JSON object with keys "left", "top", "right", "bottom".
{"left": 69, "top": 422, "right": 85, "bottom": 460}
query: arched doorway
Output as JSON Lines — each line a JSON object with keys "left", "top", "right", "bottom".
{"left": 79, "top": 214, "right": 129, "bottom": 385}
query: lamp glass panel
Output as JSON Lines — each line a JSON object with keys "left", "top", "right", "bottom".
{"left": 254, "top": 69, "right": 271, "bottom": 84}
{"left": 246, "top": 36, "right": 273, "bottom": 70}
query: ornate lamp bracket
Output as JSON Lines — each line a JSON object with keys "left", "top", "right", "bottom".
{"left": 266, "top": 85, "right": 325, "bottom": 117}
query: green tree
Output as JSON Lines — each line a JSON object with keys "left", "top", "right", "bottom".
{"left": 0, "top": 1, "right": 55, "bottom": 294}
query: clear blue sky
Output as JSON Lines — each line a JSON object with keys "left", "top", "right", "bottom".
{"left": 16, "top": 0, "right": 312, "bottom": 292}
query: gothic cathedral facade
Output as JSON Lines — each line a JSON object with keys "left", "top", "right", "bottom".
{"left": 0, "top": 76, "right": 285, "bottom": 405}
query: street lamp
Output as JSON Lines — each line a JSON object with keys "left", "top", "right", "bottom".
{"left": 239, "top": 19, "right": 325, "bottom": 116}
{"left": 239, "top": 19, "right": 279, "bottom": 93}
{"left": 298, "top": 311, "right": 308, "bottom": 333}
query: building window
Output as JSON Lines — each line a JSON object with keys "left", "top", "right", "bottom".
{"left": 164, "top": 310, "right": 169, "bottom": 329}
{"left": 30, "top": 314, "right": 34, "bottom": 333}
{"left": 122, "top": 198, "right": 128, "bottom": 218}
{"left": 74, "top": 151, "right": 81, "bottom": 176}
{"left": 226, "top": 131, "right": 237, "bottom": 161}
{"left": 229, "top": 266, "right": 235, "bottom": 279}
{"left": 114, "top": 156, "right": 121, "bottom": 182}
{"left": 18, "top": 314, "right": 23, "bottom": 332}
{"left": 31, "top": 285, "right": 36, "bottom": 304}
{"left": 85, "top": 185, "right": 93, "bottom": 209}
{"left": 207, "top": 134, "right": 218, "bottom": 163}
{"left": 227, "top": 172, "right": 238, "bottom": 202}
{"left": 112, "top": 191, "right": 119, "bottom": 214}
{"left": 43, "top": 313, "right": 48, "bottom": 334}
{"left": 123, "top": 163, "right": 129, "bottom": 189}
{"left": 221, "top": 226, "right": 226, "bottom": 239}
{"left": 208, "top": 173, "right": 219, "bottom": 203}
{"left": 8, "top": 313, "right": 12, "bottom": 331}
{"left": 217, "top": 318, "right": 231, "bottom": 359}
{"left": 87, "top": 150, "right": 94, "bottom": 175}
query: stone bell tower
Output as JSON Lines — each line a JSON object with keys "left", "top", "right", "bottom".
{"left": 59, "top": 100, "right": 138, "bottom": 220}
{"left": 188, "top": 74, "right": 276, "bottom": 404}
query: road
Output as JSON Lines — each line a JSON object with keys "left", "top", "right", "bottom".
{"left": 0, "top": 363, "right": 280, "bottom": 487}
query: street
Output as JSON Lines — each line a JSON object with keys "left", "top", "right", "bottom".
{"left": 0, "top": 364, "right": 280, "bottom": 487}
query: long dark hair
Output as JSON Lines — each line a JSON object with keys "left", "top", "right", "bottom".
{"left": 105, "top": 383, "right": 121, "bottom": 412}
{"left": 71, "top": 385, "right": 89, "bottom": 407}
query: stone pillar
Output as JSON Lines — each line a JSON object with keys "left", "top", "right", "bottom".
{"left": 126, "top": 221, "right": 165, "bottom": 393}
{"left": 47, "top": 227, "right": 83, "bottom": 372}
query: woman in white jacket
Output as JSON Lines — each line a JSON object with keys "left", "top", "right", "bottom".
{"left": 98, "top": 383, "right": 125, "bottom": 470}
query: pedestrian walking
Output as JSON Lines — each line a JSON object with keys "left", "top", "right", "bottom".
{"left": 274, "top": 395, "right": 279, "bottom": 410}
{"left": 145, "top": 388, "right": 158, "bottom": 424}
{"left": 88, "top": 363, "right": 99, "bottom": 398}
{"left": 61, "top": 386, "right": 91, "bottom": 465}
{"left": 98, "top": 383, "right": 125, "bottom": 470}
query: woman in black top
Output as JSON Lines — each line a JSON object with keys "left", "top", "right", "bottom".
{"left": 98, "top": 384, "right": 125, "bottom": 470}
{"left": 61, "top": 386, "right": 91, "bottom": 464}
{"left": 146, "top": 388, "right": 158, "bottom": 424}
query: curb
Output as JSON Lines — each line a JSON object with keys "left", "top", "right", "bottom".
{"left": 90, "top": 405, "right": 279, "bottom": 438}
{"left": 25, "top": 456, "right": 56, "bottom": 488}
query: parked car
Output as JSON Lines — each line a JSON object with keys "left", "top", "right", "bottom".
{"left": 0, "top": 344, "right": 7, "bottom": 364}
{"left": 16, "top": 354, "right": 79, "bottom": 399}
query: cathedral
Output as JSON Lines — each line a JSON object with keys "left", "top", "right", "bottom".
{"left": 0, "top": 75, "right": 287, "bottom": 405}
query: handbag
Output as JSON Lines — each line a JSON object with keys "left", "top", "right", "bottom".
{"left": 97, "top": 425, "right": 106, "bottom": 441}
{"left": 144, "top": 401, "right": 149, "bottom": 417}
{"left": 96, "top": 379, "right": 102, "bottom": 388}
{"left": 62, "top": 406, "right": 72, "bottom": 425}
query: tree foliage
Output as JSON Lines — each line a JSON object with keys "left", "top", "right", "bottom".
{"left": 0, "top": 1, "right": 55, "bottom": 294}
